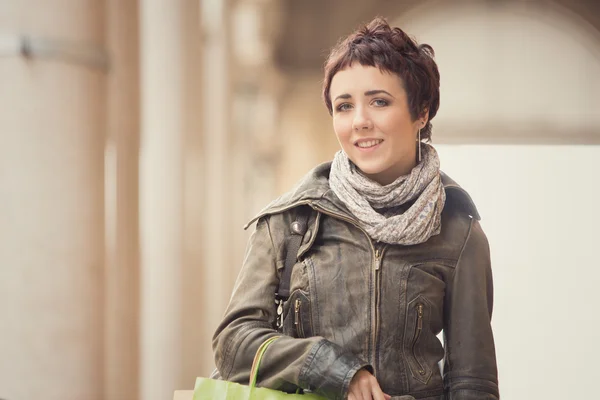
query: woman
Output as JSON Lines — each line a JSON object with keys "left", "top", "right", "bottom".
{"left": 213, "top": 17, "right": 499, "bottom": 400}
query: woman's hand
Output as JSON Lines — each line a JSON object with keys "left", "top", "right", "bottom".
{"left": 348, "top": 368, "right": 391, "bottom": 400}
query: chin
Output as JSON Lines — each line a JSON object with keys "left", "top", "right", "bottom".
{"left": 353, "top": 162, "right": 387, "bottom": 176}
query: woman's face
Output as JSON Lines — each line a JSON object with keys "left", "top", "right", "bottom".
{"left": 329, "top": 64, "right": 426, "bottom": 185}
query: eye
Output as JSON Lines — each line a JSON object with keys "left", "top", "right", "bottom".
{"left": 372, "top": 98, "right": 389, "bottom": 107}
{"left": 336, "top": 103, "right": 353, "bottom": 112}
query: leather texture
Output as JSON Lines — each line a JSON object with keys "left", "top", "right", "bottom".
{"left": 213, "top": 162, "right": 499, "bottom": 400}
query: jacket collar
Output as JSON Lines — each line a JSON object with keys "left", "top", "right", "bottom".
{"left": 244, "top": 161, "right": 480, "bottom": 229}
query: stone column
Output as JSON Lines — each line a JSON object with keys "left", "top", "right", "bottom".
{"left": 138, "top": 1, "right": 185, "bottom": 399}
{"left": 179, "top": 0, "right": 205, "bottom": 386}
{"left": 105, "top": 1, "right": 140, "bottom": 399}
{"left": 0, "top": 1, "right": 106, "bottom": 399}
{"left": 229, "top": 0, "right": 286, "bottom": 220}
{"left": 197, "top": 0, "right": 234, "bottom": 377}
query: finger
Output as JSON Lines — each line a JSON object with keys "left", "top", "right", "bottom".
{"left": 348, "top": 388, "right": 364, "bottom": 400}
{"left": 370, "top": 381, "right": 387, "bottom": 400}
{"left": 383, "top": 394, "right": 392, "bottom": 400}
{"left": 363, "top": 384, "right": 376, "bottom": 400}
{"left": 349, "top": 390, "right": 365, "bottom": 400}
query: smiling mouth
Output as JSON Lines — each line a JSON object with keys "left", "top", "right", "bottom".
{"left": 355, "top": 139, "right": 383, "bottom": 149}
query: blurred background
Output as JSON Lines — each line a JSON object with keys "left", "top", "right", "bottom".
{"left": 1, "top": 0, "right": 599, "bottom": 399}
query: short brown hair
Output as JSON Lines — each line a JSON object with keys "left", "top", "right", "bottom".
{"left": 322, "top": 17, "right": 440, "bottom": 141}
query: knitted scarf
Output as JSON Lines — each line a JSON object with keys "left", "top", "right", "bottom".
{"left": 329, "top": 143, "right": 446, "bottom": 245}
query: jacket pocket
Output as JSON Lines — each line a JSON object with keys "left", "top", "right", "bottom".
{"left": 291, "top": 289, "right": 314, "bottom": 338}
{"left": 405, "top": 296, "right": 434, "bottom": 385}
{"left": 283, "top": 289, "right": 314, "bottom": 338}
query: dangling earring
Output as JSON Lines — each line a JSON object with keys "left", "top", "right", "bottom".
{"left": 417, "top": 128, "right": 422, "bottom": 163}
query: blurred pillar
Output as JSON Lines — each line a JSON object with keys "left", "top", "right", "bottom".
{"left": 179, "top": 0, "right": 205, "bottom": 386}
{"left": 105, "top": 1, "right": 140, "bottom": 399}
{"left": 138, "top": 1, "right": 185, "bottom": 399}
{"left": 0, "top": 1, "right": 106, "bottom": 400}
{"left": 192, "top": 0, "right": 290, "bottom": 378}
{"left": 229, "top": 0, "right": 286, "bottom": 217}
{"left": 198, "top": 0, "right": 234, "bottom": 376}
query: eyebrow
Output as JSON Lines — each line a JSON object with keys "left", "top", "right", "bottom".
{"left": 334, "top": 90, "right": 395, "bottom": 102}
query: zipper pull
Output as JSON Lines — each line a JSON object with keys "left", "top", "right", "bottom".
{"left": 276, "top": 299, "right": 284, "bottom": 329}
{"left": 374, "top": 249, "right": 381, "bottom": 270}
{"left": 294, "top": 299, "right": 301, "bottom": 326}
{"left": 417, "top": 303, "right": 423, "bottom": 330}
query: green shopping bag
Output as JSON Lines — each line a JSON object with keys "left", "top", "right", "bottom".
{"left": 193, "top": 336, "right": 326, "bottom": 400}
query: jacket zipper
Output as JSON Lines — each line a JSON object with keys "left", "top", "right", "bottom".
{"left": 250, "top": 200, "right": 432, "bottom": 378}
{"left": 309, "top": 203, "right": 385, "bottom": 377}
{"left": 294, "top": 298, "right": 305, "bottom": 338}
{"left": 254, "top": 201, "right": 387, "bottom": 374}
{"left": 373, "top": 247, "right": 382, "bottom": 377}
{"left": 411, "top": 303, "right": 426, "bottom": 376}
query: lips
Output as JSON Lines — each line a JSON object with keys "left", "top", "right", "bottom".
{"left": 355, "top": 139, "right": 383, "bottom": 149}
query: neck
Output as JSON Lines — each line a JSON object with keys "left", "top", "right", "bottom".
{"left": 361, "top": 158, "right": 418, "bottom": 186}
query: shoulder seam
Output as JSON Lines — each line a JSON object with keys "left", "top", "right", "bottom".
{"left": 451, "top": 217, "right": 475, "bottom": 279}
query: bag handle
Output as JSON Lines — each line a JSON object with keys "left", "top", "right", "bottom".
{"left": 249, "top": 336, "right": 281, "bottom": 388}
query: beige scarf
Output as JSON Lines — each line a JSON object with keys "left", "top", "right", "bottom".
{"left": 329, "top": 144, "right": 446, "bottom": 245}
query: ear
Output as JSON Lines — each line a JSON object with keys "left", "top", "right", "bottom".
{"left": 420, "top": 107, "right": 430, "bottom": 124}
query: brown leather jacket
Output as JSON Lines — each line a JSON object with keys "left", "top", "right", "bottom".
{"left": 213, "top": 162, "right": 499, "bottom": 400}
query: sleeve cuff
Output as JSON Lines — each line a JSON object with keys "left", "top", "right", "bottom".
{"left": 299, "top": 339, "right": 372, "bottom": 400}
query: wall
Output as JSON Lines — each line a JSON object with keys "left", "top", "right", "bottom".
{"left": 437, "top": 144, "right": 600, "bottom": 399}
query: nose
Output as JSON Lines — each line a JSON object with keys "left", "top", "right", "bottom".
{"left": 352, "top": 106, "right": 372, "bottom": 131}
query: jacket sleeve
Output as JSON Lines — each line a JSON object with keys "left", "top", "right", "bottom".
{"left": 443, "top": 218, "right": 500, "bottom": 400}
{"left": 212, "top": 216, "right": 370, "bottom": 400}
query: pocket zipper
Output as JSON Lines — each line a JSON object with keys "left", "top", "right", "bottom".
{"left": 411, "top": 303, "right": 426, "bottom": 376}
{"left": 294, "top": 298, "right": 305, "bottom": 337}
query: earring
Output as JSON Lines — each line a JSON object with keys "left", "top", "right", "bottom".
{"left": 417, "top": 128, "right": 422, "bottom": 163}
